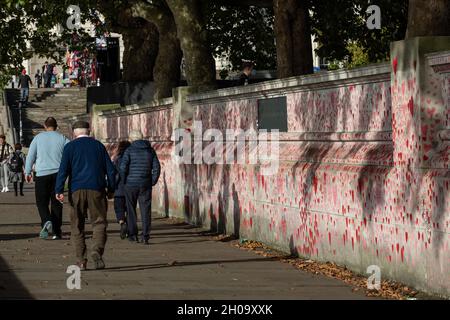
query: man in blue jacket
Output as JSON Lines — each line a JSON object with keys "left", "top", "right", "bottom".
{"left": 55, "top": 121, "right": 116, "bottom": 270}
{"left": 120, "top": 130, "right": 160, "bottom": 245}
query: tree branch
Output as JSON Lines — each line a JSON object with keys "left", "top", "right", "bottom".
{"left": 131, "top": 1, "right": 165, "bottom": 22}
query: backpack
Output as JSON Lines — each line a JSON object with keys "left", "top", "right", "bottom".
{"left": 8, "top": 152, "right": 24, "bottom": 173}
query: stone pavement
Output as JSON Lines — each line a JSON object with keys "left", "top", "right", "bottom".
{"left": 0, "top": 185, "right": 373, "bottom": 300}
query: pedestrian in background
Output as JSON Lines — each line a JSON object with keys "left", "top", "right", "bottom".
{"left": 119, "top": 130, "right": 160, "bottom": 245}
{"left": 8, "top": 143, "right": 26, "bottom": 197}
{"left": 237, "top": 61, "right": 254, "bottom": 86}
{"left": 45, "top": 63, "right": 54, "bottom": 88}
{"left": 0, "top": 134, "right": 13, "bottom": 193}
{"left": 18, "top": 69, "right": 32, "bottom": 103}
{"left": 35, "top": 70, "right": 42, "bottom": 88}
{"left": 112, "top": 140, "right": 131, "bottom": 240}
{"left": 42, "top": 62, "right": 49, "bottom": 88}
{"left": 25, "top": 117, "right": 70, "bottom": 239}
{"left": 55, "top": 121, "right": 116, "bottom": 270}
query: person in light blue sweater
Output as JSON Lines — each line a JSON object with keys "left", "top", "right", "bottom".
{"left": 25, "top": 117, "right": 70, "bottom": 240}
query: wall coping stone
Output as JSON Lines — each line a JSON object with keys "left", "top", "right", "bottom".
{"left": 187, "top": 63, "right": 390, "bottom": 104}
{"left": 100, "top": 97, "right": 174, "bottom": 117}
{"left": 427, "top": 50, "right": 450, "bottom": 72}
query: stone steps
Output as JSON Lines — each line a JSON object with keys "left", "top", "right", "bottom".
{"left": 7, "top": 88, "right": 87, "bottom": 146}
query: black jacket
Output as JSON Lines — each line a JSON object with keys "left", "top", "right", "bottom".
{"left": 114, "top": 153, "right": 126, "bottom": 197}
{"left": 119, "top": 140, "right": 160, "bottom": 189}
{"left": 237, "top": 73, "right": 250, "bottom": 86}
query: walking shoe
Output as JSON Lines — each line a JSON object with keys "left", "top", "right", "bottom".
{"left": 1, "top": 187, "right": 4, "bottom": 193}
{"left": 20, "top": 192, "right": 24, "bottom": 196}
{"left": 43, "top": 220, "right": 53, "bottom": 234}
{"left": 128, "top": 235, "right": 139, "bottom": 243}
{"left": 143, "top": 239, "right": 150, "bottom": 245}
{"left": 4, "top": 187, "right": 9, "bottom": 193}
{"left": 39, "top": 228, "right": 48, "bottom": 239}
{"left": 119, "top": 222, "right": 127, "bottom": 240}
{"left": 76, "top": 259, "right": 87, "bottom": 271}
{"left": 90, "top": 252, "right": 105, "bottom": 270}
{"left": 52, "top": 235, "right": 62, "bottom": 240}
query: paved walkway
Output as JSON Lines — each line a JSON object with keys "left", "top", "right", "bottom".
{"left": 0, "top": 185, "right": 372, "bottom": 299}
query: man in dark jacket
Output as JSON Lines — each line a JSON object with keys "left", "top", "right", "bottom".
{"left": 119, "top": 130, "right": 160, "bottom": 244}
{"left": 45, "top": 63, "right": 54, "bottom": 88}
{"left": 237, "top": 61, "right": 254, "bottom": 86}
{"left": 18, "top": 69, "right": 32, "bottom": 103}
{"left": 42, "top": 62, "right": 49, "bottom": 88}
{"left": 55, "top": 121, "right": 116, "bottom": 270}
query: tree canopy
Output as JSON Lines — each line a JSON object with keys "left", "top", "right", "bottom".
{"left": 0, "top": 0, "right": 449, "bottom": 94}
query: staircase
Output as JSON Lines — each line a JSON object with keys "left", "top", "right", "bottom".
{"left": 6, "top": 88, "right": 87, "bottom": 147}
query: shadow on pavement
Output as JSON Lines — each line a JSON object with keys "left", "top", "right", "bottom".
{"left": 104, "top": 256, "right": 285, "bottom": 272}
{"left": 0, "top": 233, "right": 40, "bottom": 241}
{"left": 0, "top": 255, "right": 33, "bottom": 299}
{"left": 0, "top": 202, "right": 39, "bottom": 206}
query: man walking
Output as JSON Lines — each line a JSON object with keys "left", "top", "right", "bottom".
{"left": 18, "top": 69, "right": 32, "bottom": 104}
{"left": 25, "top": 117, "right": 70, "bottom": 239}
{"left": 119, "top": 130, "right": 160, "bottom": 245}
{"left": 45, "top": 63, "right": 54, "bottom": 88}
{"left": 35, "top": 70, "right": 42, "bottom": 89}
{"left": 237, "top": 61, "right": 254, "bottom": 86}
{"left": 55, "top": 121, "right": 116, "bottom": 270}
{"left": 42, "top": 62, "right": 48, "bottom": 88}
{"left": 0, "top": 134, "right": 14, "bottom": 193}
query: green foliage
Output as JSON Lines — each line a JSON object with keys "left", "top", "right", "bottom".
{"left": 344, "top": 41, "right": 370, "bottom": 68}
{"left": 0, "top": 0, "right": 103, "bottom": 89}
{"left": 205, "top": 2, "right": 276, "bottom": 73}
{"left": 309, "top": 0, "right": 408, "bottom": 65}
{"left": 0, "top": 0, "right": 30, "bottom": 87}
{"left": 0, "top": 0, "right": 411, "bottom": 88}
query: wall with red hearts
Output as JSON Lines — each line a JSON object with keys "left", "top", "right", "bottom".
{"left": 92, "top": 40, "right": 450, "bottom": 297}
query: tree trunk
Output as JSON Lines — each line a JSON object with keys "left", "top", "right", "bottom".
{"left": 274, "top": 0, "right": 313, "bottom": 78}
{"left": 131, "top": 2, "right": 183, "bottom": 99}
{"left": 153, "top": 29, "right": 183, "bottom": 99}
{"left": 165, "top": 0, "right": 216, "bottom": 90}
{"left": 121, "top": 21, "right": 159, "bottom": 82}
{"left": 406, "top": 0, "right": 450, "bottom": 38}
{"left": 98, "top": 2, "right": 159, "bottom": 83}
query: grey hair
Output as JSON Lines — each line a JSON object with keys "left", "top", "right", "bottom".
{"left": 74, "top": 128, "right": 90, "bottom": 137}
{"left": 129, "top": 130, "right": 143, "bottom": 142}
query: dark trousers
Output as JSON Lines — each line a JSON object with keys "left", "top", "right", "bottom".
{"left": 124, "top": 186, "right": 152, "bottom": 240}
{"left": 114, "top": 196, "right": 127, "bottom": 222}
{"left": 70, "top": 190, "right": 108, "bottom": 261}
{"left": 35, "top": 173, "right": 63, "bottom": 235}
{"left": 45, "top": 73, "right": 52, "bottom": 88}
{"left": 13, "top": 182, "right": 24, "bottom": 195}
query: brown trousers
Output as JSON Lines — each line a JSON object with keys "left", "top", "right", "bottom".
{"left": 70, "top": 189, "right": 108, "bottom": 261}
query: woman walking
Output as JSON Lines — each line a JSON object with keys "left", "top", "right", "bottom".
{"left": 112, "top": 141, "right": 131, "bottom": 239}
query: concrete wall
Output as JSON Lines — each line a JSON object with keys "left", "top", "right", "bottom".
{"left": 0, "top": 91, "right": 18, "bottom": 145}
{"left": 87, "top": 38, "right": 450, "bottom": 297}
